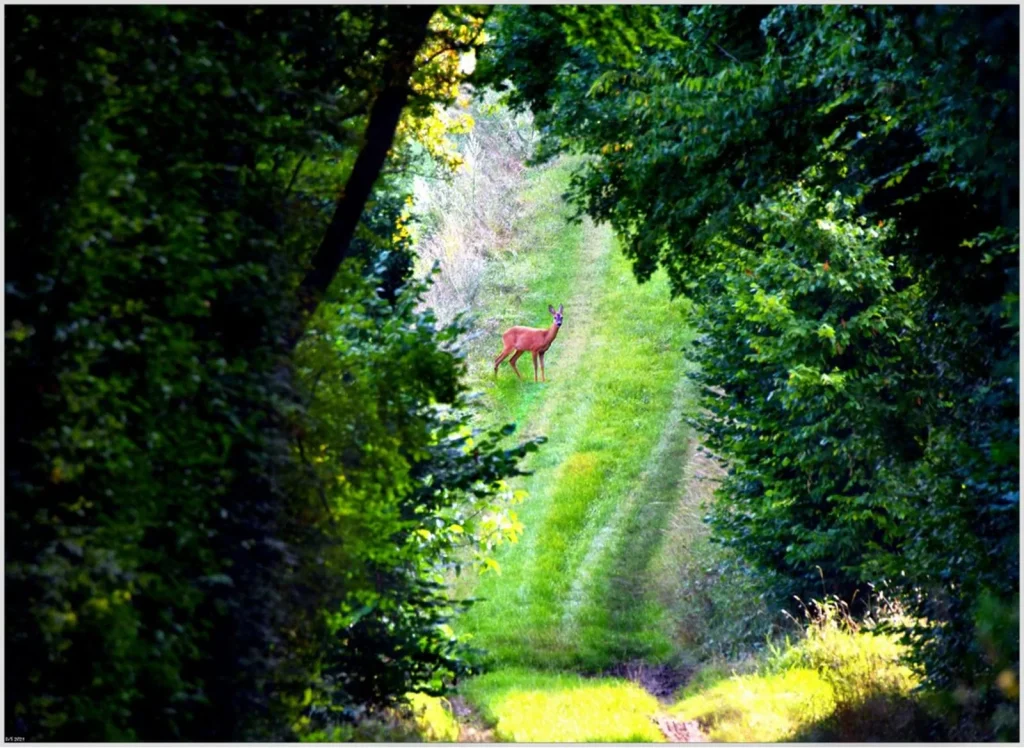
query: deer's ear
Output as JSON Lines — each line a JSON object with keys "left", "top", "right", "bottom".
{"left": 548, "top": 305, "right": 555, "bottom": 314}
{"left": 558, "top": 304, "right": 564, "bottom": 314}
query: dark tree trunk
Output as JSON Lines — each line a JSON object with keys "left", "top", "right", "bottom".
{"left": 288, "top": 5, "right": 437, "bottom": 348}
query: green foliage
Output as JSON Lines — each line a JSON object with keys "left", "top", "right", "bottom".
{"left": 691, "top": 186, "right": 926, "bottom": 598}
{"left": 6, "top": 5, "right": 528, "bottom": 741}
{"left": 294, "top": 256, "right": 541, "bottom": 730}
{"left": 479, "top": 5, "right": 1019, "bottom": 729}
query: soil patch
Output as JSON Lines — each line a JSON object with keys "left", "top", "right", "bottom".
{"left": 652, "top": 714, "right": 710, "bottom": 743}
{"left": 448, "top": 695, "right": 495, "bottom": 743}
{"left": 600, "top": 661, "right": 712, "bottom": 743}
{"left": 603, "top": 660, "right": 693, "bottom": 702}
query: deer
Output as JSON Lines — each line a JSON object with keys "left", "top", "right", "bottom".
{"left": 493, "top": 304, "right": 563, "bottom": 382}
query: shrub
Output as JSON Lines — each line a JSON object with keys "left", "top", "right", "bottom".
{"left": 290, "top": 209, "right": 541, "bottom": 735}
{"left": 689, "top": 186, "right": 923, "bottom": 600}
{"left": 413, "top": 90, "right": 538, "bottom": 326}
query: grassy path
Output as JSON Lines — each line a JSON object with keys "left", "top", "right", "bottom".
{"left": 452, "top": 160, "right": 697, "bottom": 741}
{"left": 421, "top": 158, "right": 927, "bottom": 745}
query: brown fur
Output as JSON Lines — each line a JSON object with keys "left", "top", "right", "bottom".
{"left": 494, "top": 305, "right": 563, "bottom": 382}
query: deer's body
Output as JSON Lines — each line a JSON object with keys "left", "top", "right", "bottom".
{"left": 494, "top": 304, "right": 563, "bottom": 382}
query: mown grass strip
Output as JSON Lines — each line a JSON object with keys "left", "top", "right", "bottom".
{"left": 451, "top": 156, "right": 700, "bottom": 743}
{"left": 567, "top": 380, "right": 695, "bottom": 670}
{"left": 459, "top": 192, "right": 694, "bottom": 672}
{"left": 457, "top": 213, "right": 613, "bottom": 667}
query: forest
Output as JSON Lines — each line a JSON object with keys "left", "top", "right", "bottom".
{"left": 5, "top": 4, "right": 1018, "bottom": 743}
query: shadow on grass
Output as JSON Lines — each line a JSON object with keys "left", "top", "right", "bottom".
{"left": 789, "top": 693, "right": 950, "bottom": 742}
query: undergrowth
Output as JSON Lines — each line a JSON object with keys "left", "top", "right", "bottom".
{"left": 671, "top": 596, "right": 946, "bottom": 742}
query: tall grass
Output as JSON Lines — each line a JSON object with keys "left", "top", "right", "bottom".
{"left": 669, "top": 597, "right": 944, "bottom": 742}
{"left": 646, "top": 442, "right": 786, "bottom": 664}
{"left": 413, "top": 92, "right": 538, "bottom": 327}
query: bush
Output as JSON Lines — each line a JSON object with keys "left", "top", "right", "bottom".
{"left": 413, "top": 90, "right": 538, "bottom": 326}
{"left": 689, "top": 185, "right": 924, "bottom": 600}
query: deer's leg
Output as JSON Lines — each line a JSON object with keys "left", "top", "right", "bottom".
{"left": 509, "top": 350, "right": 525, "bottom": 380}
{"left": 494, "top": 344, "right": 513, "bottom": 376}
{"left": 540, "top": 351, "right": 546, "bottom": 382}
{"left": 531, "top": 351, "right": 539, "bottom": 382}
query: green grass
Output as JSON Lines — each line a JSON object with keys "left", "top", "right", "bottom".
{"left": 461, "top": 156, "right": 589, "bottom": 433}
{"left": 461, "top": 668, "right": 665, "bottom": 742}
{"left": 438, "top": 157, "right": 696, "bottom": 740}
{"left": 456, "top": 158, "right": 694, "bottom": 672}
{"left": 407, "top": 693, "right": 461, "bottom": 742}
{"left": 437, "top": 157, "right": 938, "bottom": 744}
{"left": 644, "top": 441, "right": 785, "bottom": 662}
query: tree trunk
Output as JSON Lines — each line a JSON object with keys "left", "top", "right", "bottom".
{"left": 288, "top": 5, "right": 437, "bottom": 348}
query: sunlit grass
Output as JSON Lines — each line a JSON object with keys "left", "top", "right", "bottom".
{"left": 462, "top": 668, "right": 665, "bottom": 742}
{"left": 669, "top": 606, "right": 927, "bottom": 742}
{"left": 672, "top": 667, "right": 837, "bottom": 742}
{"left": 765, "top": 611, "right": 920, "bottom": 704}
{"left": 407, "top": 693, "right": 460, "bottom": 742}
{"left": 457, "top": 176, "right": 693, "bottom": 670}
{"left": 299, "top": 694, "right": 461, "bottom": 743}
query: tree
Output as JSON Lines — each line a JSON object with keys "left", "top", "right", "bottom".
{"left": 6, "top": 5, "right": 527, "bottom": 740}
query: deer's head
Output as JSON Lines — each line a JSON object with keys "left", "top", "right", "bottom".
{"left": 548, "top": 304, "right": 564, "bottom": 327}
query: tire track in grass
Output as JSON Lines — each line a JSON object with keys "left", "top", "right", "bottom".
{"left": 453, "top": 161, "right": 698, "bottom": 742}
{"left": 524, "top": 243, "right": 692, "bottom": 670}
{"left": 562, "top": 377, "right": 693, "bottom": 666}
{"left": 458, "top": 214, "right": 616, "bottom": 666}
{"left": 462, "top": 222, "right": 693, "bottom": 671}
{"left": 491, "top": 218, "right": 613, "bottom": 625}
